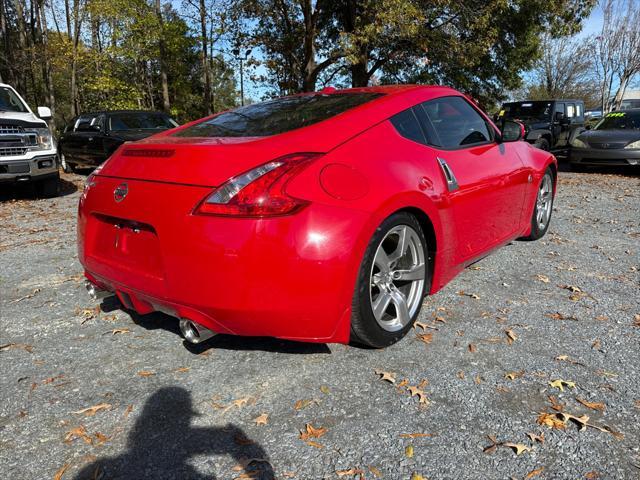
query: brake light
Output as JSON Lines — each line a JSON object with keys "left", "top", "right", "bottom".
{"left": 194, "top": 153, "right": 322, "bottom": 217}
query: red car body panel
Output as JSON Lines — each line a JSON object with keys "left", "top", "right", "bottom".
{"left": 78, "top": 85, "right": 556, "bottom": 344}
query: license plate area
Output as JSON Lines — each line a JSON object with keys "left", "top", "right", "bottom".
{"left": 91, "top": 213, "right": 164, "bottom": 280}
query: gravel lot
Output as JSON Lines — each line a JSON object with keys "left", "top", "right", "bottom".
{"left": 1, "top": 168, "right": 639, "bottom": 480}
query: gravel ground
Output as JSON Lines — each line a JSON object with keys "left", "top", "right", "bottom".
{"left": 0, "top": 168, "right": 639, "bottom": 480}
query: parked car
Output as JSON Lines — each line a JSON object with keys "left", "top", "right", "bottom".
{"left": 569, "top": 109, "right": 640, "bottom": 169}
{"left": 79, "top": 86, "right": 556, "bottom": 348}
{"left": 0, "top": 83, "right": 58, "bottom": 196}
{"left": 496, "top": 99, "right": 584, "bottom": 152}
{"left": 58, "top": 110, "right": 178, "bottom": 172}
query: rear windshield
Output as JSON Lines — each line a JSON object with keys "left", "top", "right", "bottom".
{"left": 109, "top": 112, "right": 177, "bottom": 131}
{"left": 173, "top": 93, "right": 383, "bottom": 138}
{"left": 594, "top": 111, "right": 640, "bottom": 130}
{"left": 501, "top": 101, "right": 552, "bottom": 121}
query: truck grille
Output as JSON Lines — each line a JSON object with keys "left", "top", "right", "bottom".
{"left": 0, "top": 147, "right": 28, "bottom": 157}
{"left": 0, "top": 125, "right": 25, "bottom": 134}
{"left": 588, "top": 142, "right": 626, "bottom": 150}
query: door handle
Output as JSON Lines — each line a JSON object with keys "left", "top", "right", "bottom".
{"left": 437, "top": 157, "right": 459, "bottom": 192}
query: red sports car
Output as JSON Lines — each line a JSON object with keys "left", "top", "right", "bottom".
{"left": 78, "top": 85, "right": 556, "bottom": 348}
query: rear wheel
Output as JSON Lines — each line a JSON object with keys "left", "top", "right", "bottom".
{"left": 60, "top": 153, "right": 75, "bottom": 173}
{"left": 351, "top": 212, "right": 428, "bottom": 348}
{"left": 34, "top": 172, "right": 60, "bottom": 198}
{"left": 523, "top": 168, "right": 554, "bottom": 241}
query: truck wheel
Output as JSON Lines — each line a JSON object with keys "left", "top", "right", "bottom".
{"left": 534, "top": 137, "right": 550, "bottom": 151}
{"left": 60, "top": 153, "right": 75, "bottom": 173}
{"left": 35, "top": 173, "right": 61, "bottom": 198}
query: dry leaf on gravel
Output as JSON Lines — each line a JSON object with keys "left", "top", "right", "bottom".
{"left": 555, "top": 355, "right": 585, "bottom": 366}
{"left": 549, "top": 379, "right": 576, "bottom": 391}
{"left": 585, "top": 472, "right": 599, "bottom": 479}
{"left": 537, "top": 411, "right": 623, "bottom": 439}
{"left": 368, "top": 465, "right": 382, "bottom": 478}
{"left": 137, "top": 371, "right": 155, "bottom": 377}
{"left": 458, "top": 290, "right": 480, "bottom": 299}
{"left": 64, "top": 425, "right": 93, "bottom": 445}
{"left": 410, "top": 474, "right": 426, "bottom": 480}
{"left": 527, "top": 432, "right": 545, "bottom": 444}
{"left": 299, "top": 423, "right": 327, "bottom": 441}
{"left": 505, "top": 371, "right": 524, "bottom": 380}
{"left": 53, "top": 463, "right": 69, "bottom": 480}
{"left": 405, "top": 445, "right": 414, "bottom": 458}
{"left": 416, "top": 333, "right": 433, "bottom": 345}
{"left": 123, "top": 405, "right": 134, "bottom": 418}
{"left": 525, "top": 467, "right": 545, "bottom": 479}
{"left": 633, "top": 314, "right": 640, "bottom": 327}
{"left": 537, "top": 412, "right": 567, "bottom": 430}
{"left": 294, "top": 399, "right": 318, "bottom": 411}
{"left": 399, "top": 433, "right": 435, "bottom": 438}
{"left": 232, "top": 397, "right": 252, "bottom": 408}
{"left": 320, "top": 385, "right": 330, "bottom": 394}
{"left": 253, "top": 413, "right": 268, "bottom": 426}
{"left": 414, "top": 321, "right": 438, "bottom": 330}
{"left": 536, "top": 274, "right": 550, "bottom": 283}
{"left": 468, "top": 343, "right": 477, "bottom": 353}
{"left": 73, "top": 403, "right": 111, "bottom": 417}
{"left": 505, "top": 329, "right": 517, "bottom": 344}
{"left": 503, "top": 442, "right": 531, "bottom": 455}
{"left": 576, "top": 398, "right": 605, "bottom": 412}
{"left": 111, "top": 328, "right": 131, "bottom": 335}
{"left": 407, "top": 386, "right": 429, "bottom": 405}
{"left": 546, "top": 312, "right": 578, "bottom": 321}
{"left": 336, "top": 468, "right": 364, "bottom": 476}
{"left": 0, "top": 343, "right": 33, "bottom": 353}
{"left": 174, "top": 367, "right": 190, "bottom": 373}
{"left": 374, "top": 369, "right": 396, "bottom": 384}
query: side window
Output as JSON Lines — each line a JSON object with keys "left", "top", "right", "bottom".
{"left": 390, "top": 108, "right": 427, "bottom": 144}
{"left": 566, "top": 104, "right": 576, "bottom": 118}
{"left": 75, "top": 115, "right": 93, "bottom": 131}
{"left": 576, "top": 104, "right": 582, "bottom": 118}
{"left": 555, "top": 103, "right": 565, "bottom": 118}
{"left": 418, "top": 96, "right": 493, "bottom": 149}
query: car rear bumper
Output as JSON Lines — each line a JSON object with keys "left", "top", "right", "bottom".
{"left": 0, "top": 153, "right": 58, "bottom": 183}
{"left": 78, "top": 175, "right": 370, "bottom": 343}
{"left": 569, "top": 148, "right": 640, "bottom": 166}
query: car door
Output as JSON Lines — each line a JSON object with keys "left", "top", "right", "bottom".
{"left": 415, "top": 96, "right": 529, "bottom": 262}
{"left": 556, "top": 103, "right": 576, "bottom": 148}
{"left": 84, "top": 114, "right": 107, "bottom": 166}
{"left": 61, "top": 116, "right": 87, "bottom": 162}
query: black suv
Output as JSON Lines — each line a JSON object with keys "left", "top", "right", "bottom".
{"left": 496, "top": 99, "right": 585, "bottom": 152}
{"left": 58, "top": 110, "right": 178, "bottom": 172}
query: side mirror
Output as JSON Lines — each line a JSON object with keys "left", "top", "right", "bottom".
{"left": 500, "top": 120, "right": 525, "bottom": 142}
{"left": 554, "top": 111, "right": 565, "bottom": 123}
{"left": 37, "top": 106, "right": 52, "bottom": 119}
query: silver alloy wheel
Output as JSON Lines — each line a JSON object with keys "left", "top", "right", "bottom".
{"left": 536, "top": 174, "right": 553, "bottom": 230}
{"left": 369, "top": 224, "right": 426, "bottom": 332}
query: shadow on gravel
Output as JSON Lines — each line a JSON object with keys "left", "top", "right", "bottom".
{"left": 73, "top": 387, "right": 274, "bottom": 480}
{"left": 557, "top": 161, "right": 640, "bottom": 177}
{"left": 0, "top": 176, "right": 78, "bottom": 202}
{"left": 101, "top": 297, "right": 331, "bottom": 355}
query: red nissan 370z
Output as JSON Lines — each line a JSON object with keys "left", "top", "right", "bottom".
{"left": 78, "top": 85, "right": 557, "bottom": 348}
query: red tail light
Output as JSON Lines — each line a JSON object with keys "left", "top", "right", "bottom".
{"left": 194, "top": 153, "right": 322, "bottom": 217}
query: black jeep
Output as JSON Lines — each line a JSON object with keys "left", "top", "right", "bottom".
{"left": 496, "top": 99, "right": 585, "bottom": 152}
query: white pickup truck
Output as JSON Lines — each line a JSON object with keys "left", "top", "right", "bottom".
{"left": 0, "top": 83, "right": 59, "bottom": 196}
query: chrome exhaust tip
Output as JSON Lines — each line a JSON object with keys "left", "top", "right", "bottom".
{"left": 179, "top": 319, "right": 216, "bottom": 344}
{"left": 85, "top": 280, "right": 112, "bottom": 301}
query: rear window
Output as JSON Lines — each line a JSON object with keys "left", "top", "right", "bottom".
{"left": 109, "top": 112, "right": 177, "bottom": 131}
{"left": 174, "top": 93, "right": 383, "bottom": 138}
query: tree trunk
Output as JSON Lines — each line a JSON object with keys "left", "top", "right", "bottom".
{"left": 39, "top": 0, "right": 56, "bottom": 131}
{"left": 155, "top": 0, "right": 170, "bottom": 111}
{"left": 351, "top": 60, "right": 369, "bottom": 87}
{"left": 199, "top": 0, "right": 211, "bottom": 114}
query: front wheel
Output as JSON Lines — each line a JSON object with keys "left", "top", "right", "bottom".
{"left": 522, "top": 168, "right": 554, "bottom": 241}
{"left": 534, "top": 137, "right": 550, "bottom": 151}
{"left": 60, "top": 153, "right": 75, "bottom": 173}
{"left": 350, "top": 212, "right": 428, "bottom": 348}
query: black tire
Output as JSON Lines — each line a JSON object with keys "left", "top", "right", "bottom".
{"left": 534, "top": 137, "right": 550, "bottom": 151}
{"left": 522, "top": 168, "right": 554, "bottom": 241}
{"left": 350, "top": 212, "right": 429, "bottom": 348}
{"left": 35, "top": 172, "right": 60, "bottom": 198}
{"left": 60, "top": 153, "right": 75, "bottom": 173}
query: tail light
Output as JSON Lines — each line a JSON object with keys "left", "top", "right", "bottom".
{"left": 194, "top": 153, "right": 322, "bottom": 217}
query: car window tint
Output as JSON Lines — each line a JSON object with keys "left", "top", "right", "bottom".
{"left": 75, "top": 115, "right": 96, "bottom": 131}
{"left": 390, "top": 108, "right": 426, "bottom": 144}
{"left": 174, "top": 93, "right": 383, "bottom": 138}
{"left": 567, "top": 104, "right": 576, "bottom": 118}
{"left": 419, "top": 96, "right": 492, "bottom": 149}
{"left": 109, "top": 112, "right": 175, "bottom": 131}
{"left": 555, "top": 103, "right": 565, "bottom": 116}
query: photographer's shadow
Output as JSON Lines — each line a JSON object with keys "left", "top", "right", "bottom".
{"left": 74, "top": 387, "right": 274, "bottom": 480}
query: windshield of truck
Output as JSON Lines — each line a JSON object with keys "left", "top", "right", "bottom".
{"left": 500, "top": 101, "right": 552, "bottom": 121}
{"left": 0, "top": 87, "right": 29, "bottom": 113}
{"left": 594, "top": 111, "right": 640, "bottom": 130}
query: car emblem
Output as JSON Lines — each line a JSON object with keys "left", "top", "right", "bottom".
{"left": 114, "top": 183, "right": 128, "bottom": 202}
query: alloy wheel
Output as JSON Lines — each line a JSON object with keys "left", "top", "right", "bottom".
{"left": 369, "top": 225, "right": 426, "bottom": 332}
{"left": 536, "top": 174, "right": 553, "bottom": 230}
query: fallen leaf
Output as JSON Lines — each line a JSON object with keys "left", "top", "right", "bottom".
{"left": 304, "top": 440, "right": 323, "bottom": 449}
{"left": 505, "top": 370, "right": 524, "bottom": 381}
{"left": 399, "top": 433, "right": 435, "bottom": 438}
{"left": 468, "top": 343, "right": 477, "bottom": 353}
{"left": 457, "top": 371, "right": 465, "bottom": 380}
{"left": 458, "top": 290, "right": 480, "bottom": 299}
{"left": 585, "top": 471, "right": 599, "bottom": 479}
{"left": 633, "top": 314, "right": 640, "bottom": 327}
{"left": 416, "top": 333, "right": 433, "bottom": 345}
{"left": 576, "top": 398, "right": 605, "bottom": 412}
{"left": 549, "top": 379, "right": 576, "bottom": 392}
{"left": 0, "top": 343, "right": 33, "bottom": 353}
{"left": 503, "top": 442, "right": 531, "bottom": 455}
{"left": 64, "top": 425, "right": 93, "bottom": 444}
{"left": 253, "top": 413, "right": 268, "bottom": 426}
{"left": 53, "top": 463, "right": 70, "bottom": 480}
{"left": 537, "top": 412, "right": 566, "bottom": 430}
{"left": 336, "top": 468, "right": 364, "bottom": 477}
{"left": 474, "top": 375, "right": 483, "bottom": 384}
{"left": 123, "top": 404, "right": 133, "bottom": 418}
{"left": 374, "top": 369, "right": 396, "bottom": 384}
{"left": 405, "top": 445, "right": 414, "bottom": 458}
{"left": 410, "top": 474, "right": 425, "bottom": 480}
{"left": 232, "top": 397, "right": 252, "bottom": 408}
{"left": 414, "top": 321, "right": 437, "bottom": 330}
{"left": 559, "top": 284, "right": 582, "bottom": 293}
{"left": 525, "top": 467, "right": 545, "bottom": 479}
{"left": 73, "top": 403, "right": 111, "bottom": 417}
{"left": 320, "top": 385, "right": 330, "bottom": 394}
{"left": 111, "top": 328, "right": 131, "bottom": 335}
{"left": 592, "top": 339, "right": 602, "bottom": 350}
{"left": 368, "top": 465, "right": 382, "bottom": 478}
{"left": 526, "top": 432, "right": 545, "bottom": 444}
{"left": 294, "top": 399, "right": 318, "bottom": 411}
{"left": 299, "top": 423, "right": 327, "bottom": 441}
{"left": 536, "top": 274, "right": 550, "bottom": 283}
{"left": 546, "top": 312, "right": 577, "bottom": 321}
{"left": 94, "top": 432, "right": 109, "bottom": 445}
{"left": 174, "top": 367, "right": 190, "bottom": 373}
{"left": 505, "top": 329, "right": 517, "bottom": 345}
{"left": 555, "top": 355, "right": 584, "bottom": 366}
{"left": 137, "top": 371, "right": 155, "bottom": 377}
{"left": 548, "top": 395, "right": 564, "bottom": 412}
{"left": 407, "top": 386, "right": 429, "bottom": 405}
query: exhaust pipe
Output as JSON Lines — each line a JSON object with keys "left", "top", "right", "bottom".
{"left": 179, "top": 319, "right": 216, "bottom": 344}
{"left": 85, "top": 280, "right": 113, "bottom": 301}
